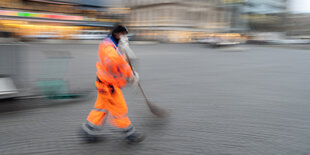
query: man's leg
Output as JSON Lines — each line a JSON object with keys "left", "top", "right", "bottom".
{"left": 107, "top": 86, "right": 145, "bottom": 143}
{"left": 81, "top": 92, "right": 108, "bottom": 141}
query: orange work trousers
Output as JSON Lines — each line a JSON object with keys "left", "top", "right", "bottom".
{"left": 87, "top": 82, "right": 132, "bottom": 129}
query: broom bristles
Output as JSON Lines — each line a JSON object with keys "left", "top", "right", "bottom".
{"left": 148, "top": 102, "right": 168, "bottom": 118}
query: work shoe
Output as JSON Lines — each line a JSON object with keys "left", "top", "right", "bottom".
{"left": 125, "top": 132, "right": 146, "bottom": 144}
{"left": 79, "top": 123, "right": 102, "bottom": 143}
{"left": 79, "top": 127, "right": 99, "bottom": 143}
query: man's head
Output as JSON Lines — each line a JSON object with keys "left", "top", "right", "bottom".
{"left": 111, "top": 24, "right": 128, "bottom": 40}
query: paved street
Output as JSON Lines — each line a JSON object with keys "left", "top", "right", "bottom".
{"left": 1, "top": 43, "right": 310, "bottom": 155}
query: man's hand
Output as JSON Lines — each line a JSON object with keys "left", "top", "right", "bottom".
{"left": 130, "top": 71, "right": 139, "bottom": 85}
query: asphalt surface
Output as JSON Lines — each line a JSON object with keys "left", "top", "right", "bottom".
{"left": 1, "top": 43, "right": 310, "bottom": 155}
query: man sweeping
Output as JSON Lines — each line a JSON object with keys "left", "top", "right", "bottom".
{"left": 80, "top": 24, "right": 145, "bottom": 143}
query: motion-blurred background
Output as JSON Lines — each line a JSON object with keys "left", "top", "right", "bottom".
{"left": 0, "top": 0, "right": 307, "bottom": 43}
{"left": 1, "top": 0, "right": 309, "bottom": 98}
{"left": 1, "top": 1, "right": 310, "bottom": 154}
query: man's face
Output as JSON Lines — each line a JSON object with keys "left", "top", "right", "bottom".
{"left": 115, "top": 32, "right": 127, "bottom": 40}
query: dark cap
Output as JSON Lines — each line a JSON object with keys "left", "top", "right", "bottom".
{"left": 111, "top": 24, "right": 128, "bottom": 34}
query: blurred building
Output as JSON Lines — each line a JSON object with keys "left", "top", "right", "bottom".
{"left": 286, "top": 13, "right": 310, "bottom": 39}
{"left": 221, "top": 0, "right": 248, "bottom": 32}
{"left": 0, "top": 0, "right": 121, "bottom": 40}
{"left": 124, "top": 0, "right": 235, "bottom": 42}
{"left": 242, "top": 0, "right": 288, "bottom": 31}
{"left": 243, "top": 0, "right": 287, "bottom": 14}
